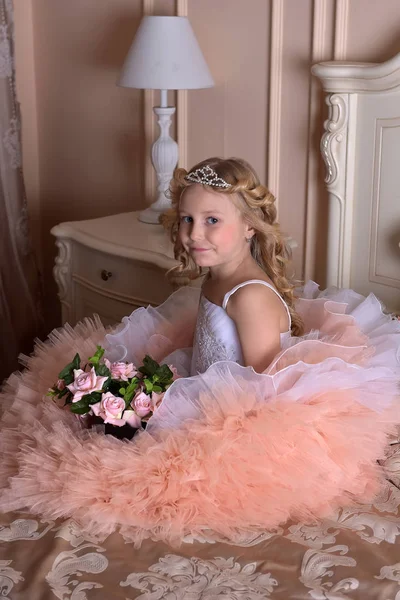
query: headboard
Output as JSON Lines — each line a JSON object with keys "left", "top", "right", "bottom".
{"left": 312, "top": 55, "right": 400, "bottom": 314}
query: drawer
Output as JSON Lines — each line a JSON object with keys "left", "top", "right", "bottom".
{"left": 71, "top": 242, "right": 174, "bottom": 306}
{"left": 73, "top": 281, "right": 153, "bottom": 327}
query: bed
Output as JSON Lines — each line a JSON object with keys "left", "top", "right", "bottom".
{"left": 311, "top": 54, "right": 400, "bottom": 315}
{"left": 1, "top": 56, "right": 400, "bottom": 600}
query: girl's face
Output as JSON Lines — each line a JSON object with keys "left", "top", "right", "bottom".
{"left": 178, "top": 184, "right": 253, "bottom": 269}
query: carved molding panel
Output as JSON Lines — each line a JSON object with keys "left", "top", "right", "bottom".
{"left": 321, "top": 93, "right": 349, "bottom": 189}
{"left": 53, "top": 239, "right": 72, "bottom": 323}
{"left": 320, "top": 93, "right": 350, "bottom": 287}
{"left": 369, "top": 117, "right": 400, "bottom": 290}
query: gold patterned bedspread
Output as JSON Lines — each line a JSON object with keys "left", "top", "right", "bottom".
{"left": 1, "top": 483, "right": 400, "bottom": 599}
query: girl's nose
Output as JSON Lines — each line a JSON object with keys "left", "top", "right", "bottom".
{"left": 189, "top": 222, "right": 203, "bottom": 241}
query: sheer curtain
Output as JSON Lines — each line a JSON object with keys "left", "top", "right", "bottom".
{"left": 0, "top": 0, "right": 42, "bottom": 382}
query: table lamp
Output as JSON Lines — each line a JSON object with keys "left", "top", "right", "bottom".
{"left": 118, "top": 16, "right": 214, "bottom": 224}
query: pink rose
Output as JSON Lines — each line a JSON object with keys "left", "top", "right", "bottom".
{"left": 151, "top": 391, "right": 165, "bottom": 411}
{"left": 91, "top": 392, "right": 127, "bottom": 426}
{"left": 168, "top": 365, "right": 181, "bottom": 381}
{"left": 67, "top": 367, "right": 108, "bottom": 402}
{"left": 104, "top": 358, "right": 137, "bottom": 381}
{"left": 121, "top": 410, "right": 142, "bottom": 429}
{"left": 132, "top": 391, "right": 152, "bottom": 418}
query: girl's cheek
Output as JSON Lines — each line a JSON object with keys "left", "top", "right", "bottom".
{"left": 210, "top": 224, "right": 237, "bottom": 244}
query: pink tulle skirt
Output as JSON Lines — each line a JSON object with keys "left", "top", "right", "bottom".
{"left": 0, "top": 281, "right": 399, "bottom": 546}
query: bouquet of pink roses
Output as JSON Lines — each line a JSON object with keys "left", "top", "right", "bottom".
{"left": 48, "top": 346, "right": 179, "bottom": 434}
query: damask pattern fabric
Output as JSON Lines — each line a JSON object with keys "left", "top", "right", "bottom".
{"left": 0, "top": 0, "right": 42, "bottom": 382}
{"left": 1, "top": 478, "right": 399, "bottom": 599}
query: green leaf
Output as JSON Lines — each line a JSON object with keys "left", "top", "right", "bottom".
{"left": 101, "top": 377, "right": 112, "bottom": 393}
{"left": 57, "top": 366, "right": 70, "bottom": 379}
{"left": 69, "top": 402, "right": 91, "bottom": 415}
{"left": 71, "top": 391, "right": 102, "bottom": 410}
{"left": 124, "top": 390, "right": 134, "bottom": 403}
{"left": 58, "top": 353, "right": 81, "bottom": 379}
{"left": 64, "top": 387, "right": 103, "bottom": 414}
{"left": 87, "top": 391, "right": 103, "bottom": 404}
{"left": 88, "top": 345, "right": 105, "bottom": 365}
{"left": 63, "top": 392, "right": 74, "bottom": 405}
{"left": 95, "top": 363, "right": 110, "bottom": 378}
{"left": 119, "top": 387, "right": 126, "bottom": 396}
{"left": 157, "top": 364, "right": 173, "bottom": 383}
{"left": 69, "top": 395, "right": 91, "bottom": 413}
{"left": 144, "top": 379, "right": 153, "bottom": 393}
{"left": 46, "top": 388, "right": 57, "bottom": 397}
{"left": 123, "top": 378, "right": 139, "bottom": 403}
{"left": 152, "top": 385, "right": 162, "bottom": 393}
{"left": 63, "top": 372, "right": 74, "bottom": 386}
{"left": 125, "top": 388, "right": 138, "bottom": 403}
{"left": 139, "top": 355, "right": 159, "bottom": 377}
{"left": 72, "top": 353, "right": 81, "bottom": 370}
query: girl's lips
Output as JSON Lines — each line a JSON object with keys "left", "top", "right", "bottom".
{"left": 191, "top": 248, "right": 210, "bottom": 252}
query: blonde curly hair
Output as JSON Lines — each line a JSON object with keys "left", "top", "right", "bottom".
{"left": 163, "top": 157, "right": 303, "bottom": 336}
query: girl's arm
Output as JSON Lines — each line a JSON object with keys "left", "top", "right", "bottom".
{"left": 226, "top": 285, "right": 285, "bottom": 373}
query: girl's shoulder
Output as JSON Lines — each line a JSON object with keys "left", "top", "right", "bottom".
{"left": 201, "top": 272, "right": 274, "bottom": 307}
{"left": 223, "top": 279, "right": 281, "bottom": 310}
{"left": 224, "top": 280, "right": 291, "bottom": 332}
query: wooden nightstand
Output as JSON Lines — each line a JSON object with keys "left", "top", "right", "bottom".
{"left": 51, "top": 212, "right": 178, "bottom": 326}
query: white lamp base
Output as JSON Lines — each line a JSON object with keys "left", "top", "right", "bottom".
{"left": 139, "top": 105, "right": 178, "bottom": 225}
{"left": 139, "top": 205, "right": 166, "bottom": 224}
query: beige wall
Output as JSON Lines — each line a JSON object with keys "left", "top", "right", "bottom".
{"left": 347, "top": 0, "right": 400, "bottom": 61}
{"left": 14, "top": 0, "right": 400, "bottom": 328}
{"left": 14, "top": 0, "right": 175, "bottom": 327}
{"left": 185, "top": 0, "right": 270, "bottom": 180}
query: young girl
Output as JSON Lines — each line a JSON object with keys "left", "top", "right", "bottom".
{"left": 167, "top": 156, "right": 301, "bottom": 375}
{"left": 0, "top": 156, "right": 399, "bottom": 546}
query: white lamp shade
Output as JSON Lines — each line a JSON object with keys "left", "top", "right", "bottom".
{"left": 118, "top": 16, "right": 214, "bottom": 90}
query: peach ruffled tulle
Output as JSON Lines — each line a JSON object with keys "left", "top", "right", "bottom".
{"left": 0, "top": 282, "right": 399, "bottom": 547}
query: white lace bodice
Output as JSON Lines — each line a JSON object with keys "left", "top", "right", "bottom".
{"left": 190, "top": 280, "right": 292, "bottom": 375}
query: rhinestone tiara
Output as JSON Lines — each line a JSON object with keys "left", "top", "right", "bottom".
{"left": 185, "top": 165, "right": 231, "bottom": 188}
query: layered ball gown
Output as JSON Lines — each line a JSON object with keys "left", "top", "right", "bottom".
{"left": 0, "top": 280, "right": 399, "bottom": 546}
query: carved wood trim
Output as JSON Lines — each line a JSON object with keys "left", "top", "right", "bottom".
{"left": 320, "top": 92, "right": 350, "bottom": 286}
{"left": 333, "top": 0, "right": 349, "bottom": 61}
{"left": 143, "top": 0, "right": 156, "bottom": 203}
{"left": 304, "top": 0, "right": 333, "bottom": 280}
{"left": 53, "top": 239, "right": 72, "bottom": 323}
{"left": 177, "top": 0, "right": 188, "bottom": 169}
{"left": 267, "top": 0, "right": 284, "bottom": 209}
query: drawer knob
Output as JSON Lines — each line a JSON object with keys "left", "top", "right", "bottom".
{"left": 101, "top": 269, "right": 113, "bottom": 281}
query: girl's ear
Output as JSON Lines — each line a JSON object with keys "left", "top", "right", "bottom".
{"left": 244, "top": 223, "right": 255, "bottom": 239}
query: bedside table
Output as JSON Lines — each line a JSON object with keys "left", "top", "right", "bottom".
{"left": 51, "top": 212, "right": 179, "bottom": 326}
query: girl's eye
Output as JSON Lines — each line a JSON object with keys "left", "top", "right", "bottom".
{"left": 180, "top": 216, "right": 193, "bottom": 224}
{"left": 206, "top": 217, "right": 218, "bottom": 225}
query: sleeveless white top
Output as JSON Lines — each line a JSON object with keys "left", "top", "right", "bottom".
{"left": 190, "top": 280, "right": 292, "bottom": 376}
